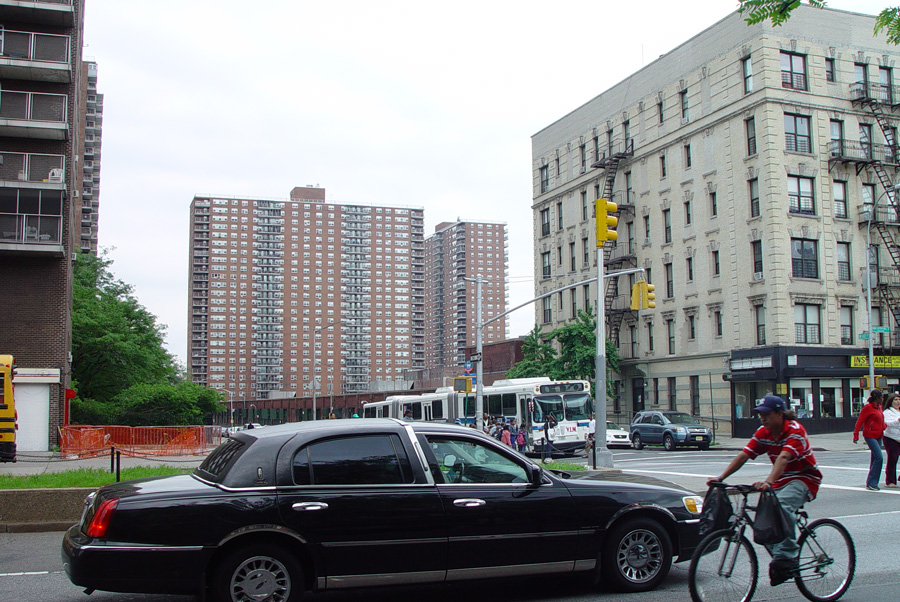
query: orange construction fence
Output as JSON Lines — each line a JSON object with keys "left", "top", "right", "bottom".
{"left": 60, "top": 425, "right": 222, "bottom": 458}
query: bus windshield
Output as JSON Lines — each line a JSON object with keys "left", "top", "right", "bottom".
{"left": 532, "top": 392, "right": 592, "bottom": 422}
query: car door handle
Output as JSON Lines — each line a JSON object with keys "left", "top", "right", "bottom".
{"left": 292, "top": 502, "right": 329, "bottom": 512}
{"left": 453, "top": 498, "right": 486, "bottom": 508}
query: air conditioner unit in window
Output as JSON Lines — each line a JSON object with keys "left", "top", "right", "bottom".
{"left": 644, "top": 237, "right": 652, "bottom": 246}
{"left": 753, "top": 272, "right": 764, "bottom": 281}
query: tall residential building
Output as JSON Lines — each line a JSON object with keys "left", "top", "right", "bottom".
{"left": 0, "top": 0, "right": 85, "bottom": 450}
{"left": 78, "top": 59, "right": 102, "bottom": 255}
{"left": 424, "top": 220, "right": 509, "bottom": 369}
{"left": 188, "top": 187, "right": 425, "bottom": 407}
{"left": 532, "top": 6, "right": 900, "bottom": 437}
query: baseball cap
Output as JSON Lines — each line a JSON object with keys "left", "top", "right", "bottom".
{"left": 754, "top": 395, "right": 786, "bottom": 413}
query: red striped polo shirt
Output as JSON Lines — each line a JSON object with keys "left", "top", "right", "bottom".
{"left": 743, "top": 420, "right": 822, "bottom": 498}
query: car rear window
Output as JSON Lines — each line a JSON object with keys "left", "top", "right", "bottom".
{"left": 293, "top": 434, "right": 414, "bottom": 485}
{"left": 196, "top": 437, "right": 246, "bottom": 481}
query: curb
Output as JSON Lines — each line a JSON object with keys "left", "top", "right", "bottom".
{"left": 0, "top": 487, "right": 90, "bottom": 534}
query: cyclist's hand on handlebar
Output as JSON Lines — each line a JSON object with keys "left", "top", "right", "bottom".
{"left": 753, "top": 480, "right": 773, "bottom": 492}
{"left": 706, "top": 477, "right": 724, "bottom": 487}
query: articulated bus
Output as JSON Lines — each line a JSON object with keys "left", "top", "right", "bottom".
{"left": 0, "top": 355, "right": 17, "bottom": 462}
{"left": 362, "top": 377, "right": 593, "bottom": 454}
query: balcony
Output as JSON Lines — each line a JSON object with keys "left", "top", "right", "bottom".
{"left": 828, "top": 140, "right": 899, "bottom": 167}
{"left": 0, "top": 188, "right": 64, "bottom": 254}
{"left": 0, "top": 29, "right": 71, "bottom": 82}
{"left": 0, "top": 90, "right": 68, "bottom": 139}
{"left": 0, "top": 1, "right": 75, "bottom": 27}
{"left": 0, "top": 152, "right": 65, "bottom": 188}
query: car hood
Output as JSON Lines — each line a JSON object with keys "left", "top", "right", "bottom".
{"left": 563, "top": 470, "right": 692, "bottom": 494}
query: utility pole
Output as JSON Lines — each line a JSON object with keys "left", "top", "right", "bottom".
{"left": 475, "top": 274, "right": 484, "bottom": 432}
{"left": 593, "top": 199, "right": 619, "bottom": 469}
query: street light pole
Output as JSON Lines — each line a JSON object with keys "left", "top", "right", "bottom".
{"left": 475, "top": 274, "right": 484, "bottom": 432}
{"left": 593, "top": 245, "right": 613, "bottom": 468}
{"left": 312, "top": 321, "right": 336, "bottom": 421}
{"left": 224, "top": 390, "right": 234, "bottom": 428}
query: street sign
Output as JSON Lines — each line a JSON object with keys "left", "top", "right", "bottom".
{"left": 873, "top": 326, "right": 891, "bottom": 333}
{"left": 464, "top": 361, "right": 473, "bottom": 373}
{"left": 860, "top": 333, "right": 870, "bottom": 339}
{"left": 469, "top": 352, "right": 482, "bottom": 362}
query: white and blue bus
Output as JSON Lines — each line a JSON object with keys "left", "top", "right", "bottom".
{"left": 361, "top": 377, "right": 593, "bottom": 454}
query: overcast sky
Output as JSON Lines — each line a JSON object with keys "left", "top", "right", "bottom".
{"left": 82, "top": 0, "right": 887, "bottom": 365}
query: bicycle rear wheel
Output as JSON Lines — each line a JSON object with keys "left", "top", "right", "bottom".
{"left": 795, "top": 518, "right": 856, "bottom": 602}
{"left": 689, "top": 529, "right": 758, "bottom": 602}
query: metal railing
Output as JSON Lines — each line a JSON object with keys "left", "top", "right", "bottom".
{"left": 0, "top": 213, "right": 62, "bottom": 244}
{"left": 0, "top": 29, "right": 70, "bottom": 63}
{"left": 828, "top": 139, "right": 898, "bottom": 164}
{"left": 0, "top": 90, "right": 67, "bottom": 122}
{"left": 0, "top": 152, "right": 64, "bottom": 183}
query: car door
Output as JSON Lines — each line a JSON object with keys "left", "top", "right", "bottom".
{"left": 642, "top": 413, "right": 663, "bottom": 444}
{"left": 420, "top": 432, "right": 577, "bottom": 580}
{"left": 277, "top": 432, "right": 446, "bottom": 588}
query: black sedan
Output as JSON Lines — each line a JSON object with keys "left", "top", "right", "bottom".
{"left": 62, "top": 419, "right": 704, "bottom": 601}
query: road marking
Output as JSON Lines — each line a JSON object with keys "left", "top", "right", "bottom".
{"left": 623, "top": 469, "right": 900, "bottom": 494}
{"left": 832, "top": 509, "right": 900, "bottom": 519}
{"left": 0, "top": 571, "right": 51, "bottom": 577}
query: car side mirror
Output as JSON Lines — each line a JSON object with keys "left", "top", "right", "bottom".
{"left": 525, "top": 463, "right": 543, "bottom": 486}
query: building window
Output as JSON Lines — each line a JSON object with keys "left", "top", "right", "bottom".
{"left": 684, "top": 200, "right": 692, "bottom": 225}
{"left": 557, "top": 245, "right": 562, "bottom": 266}
{"left": 788, "top": 175, "right": 815, "bottom": 215}
{"left": 647, "top": 322, "right": 654, "bottom": 352}
{"left": 684, "top": 144, "right": 692, "bottom": 168}
{"left": 644, "top": 215, "right": 651, "bottom": 239}
{"left": 690, "top": 375, "right": 701, "bottom": 416}
{"left": 785, "top": 113, "right": 812, "bottom": 153}
{"left": 714, "top": 310, "right": 723, "bottom": 337}
{"left": 663, "top": 209, "right": 671, "bottom": 243}
{"left": 752, "top": 240, "right": 763, "bottom": 274}
{"left": 688, "top": 315, "right": 696, "bottom": 340}
{"left": 837, "top": 242, "right": 851, "bottom": 281}
{"left": 542, "top": 297, "right": 551, "bottom": 324}
{"left": 686, "top": 257, "right": 694, "bottom": 281}
{"left": 625, "top": 171, "right": 633, "bottom": 204}
{"left": 680, "top": 89, "right": 689, "bottom": 121}
{"left": 855, "top": 62, "right": 868, "bottom": 87}
{"left": 830, "top": 119, "right": 844, "bottom": 156}
{"left": 658, "top": 100, "right": 664, "bottom": 123}
{"left": 745, "top": 117, "right": 757, "bottom": 155}
{"left": 880, "top": 67, "right": 893, "bottom": 103}
{"left": 624, "top": 120, "right": 631, "bottom": 147}
{"left": 540, "top": 208, "right": 550, "bottom": 236}
{"left": 863, "top": 183, "right": 876, "bottom": 215}
{"left": 860, "top": 123, "right": 873, "bottom": 159}
{"left": 583, "top": 284, "right": 590, "bottom": 311}
{"left": 667, "top": 320, "right": 676, "bottom": 355}
{"left": 571, "top": 288, "right": 578, "bottom": 318}
{"left": 749, "top": 178, "right": 760, "bottom": 217}
{"left": 665, "top": 262, "right": 674, "bottom": 298}
{"left": 660, "top": 154, "right": 667, "bottom": 179}
{"left": 593, "top": 136, "right": 600, "bottom": 163}
{"left": 755, "top": 305, "right": 766, "bottom": 345}
{"left": 840, "top": 306, "right": 854, "bottom": 345}
{"left": 833, "top": 180, "right": 848, "bottom": 218}
{"left": 743, "top": 56, "right": 753, "bottom": 93}
{"left": 710, "top": 191, "right": 718, "bottom": 217}
{"left": 540, "top": 165, "right": 549, "bottom": 193}
{"left": 582, "top": 237, "right": 589, "bottom": 266}
{"left": 580, "top": 144, "right": 587, "bottom": 172}
{"left": 781, "top": 51, "right": 807, "bottom": 90}
{"left": 581, "top": 190, "right": 588, "bottom": 221}
{"left": 791, "top": 238, "right": 819, "bottom": 278}
{"left": 630, "top": 324, "right": 638, "bottom": 358}
{"left": 668, "top": 376, "right": 677, "bottom": 410}
{"left": 712, "top": 250, "right": 720, "bottom": 276}
{"left": 794, "top": 303, "right": 821, "bottom": 344}
{"left": 556, "top": 201, "right": 563, "bottom": 230}
{"left": 569, "top": 242, "right": 576, "bottom": 271}
{"left": 541, "top": 251, "right": 551, "bottom": 279}
{"left": 825, "top": 57, "right": 835, "bottom": 82}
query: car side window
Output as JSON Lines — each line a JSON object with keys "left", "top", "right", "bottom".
{"left": 652, "top": 415, "right": 664, "bottom": 425}
{"left": 424, "top": 436, "right": 528, "bottom": 484}
{"left": 292, "top": 434, "right": 414, "bottom": 485}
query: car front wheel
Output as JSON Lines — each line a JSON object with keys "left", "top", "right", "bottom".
{"left": 601, "top": 517, "right": 672, "bottom": 592}
{"left": 213, "top": 543, "right": 304, "bottom": 602}
{"left": 663, "top": 434, "right": 675, "bottom": 451}
{"left": 631, "top": 433, "right": 643, "bottom": 450}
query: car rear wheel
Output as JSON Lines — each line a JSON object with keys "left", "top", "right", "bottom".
{"left": 601, "top": 517, "right": 672, "bottom": 592}
{"left": 213, "top": 543, "right": 304, "bottom": 602}
{"left": 631, "top": 433, "right": 643, "bottom": 450}
{"left": 663, "top": 434, "right": 675, "bottom": 451}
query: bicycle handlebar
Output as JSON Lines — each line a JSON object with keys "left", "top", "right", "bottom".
{"left": 706, "top": 481, "right": 757, "bottom": 494}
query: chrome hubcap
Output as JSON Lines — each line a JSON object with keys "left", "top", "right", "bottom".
{"left": 231, "top": 555, "right": 290, "bottom": 602}
{"left": 617, "top": 529, "right": 662, "bottom": 583}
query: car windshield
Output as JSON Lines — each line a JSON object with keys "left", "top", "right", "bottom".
{"left": 663, "top": 412, "right": 697, "bottom": 424}
{"left": 607, "top": 422, "right": 621, "bottom": 430}
{"left": 532, "top": 392, "right": 592, "bottom": 422}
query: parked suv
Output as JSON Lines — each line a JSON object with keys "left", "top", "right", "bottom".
{"left": 630, "top": 411, "right": 711, "bottom": 451}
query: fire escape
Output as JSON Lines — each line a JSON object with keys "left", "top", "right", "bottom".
{"left": 590, "top": 138, "right": 635, "bottom": 339}
{"left": 829, "top": 81, "right": 900, "bottom": 332}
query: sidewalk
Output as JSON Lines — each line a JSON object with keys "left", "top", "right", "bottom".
{"left": 711, "top": 430, "right": 859, "bottom": 453}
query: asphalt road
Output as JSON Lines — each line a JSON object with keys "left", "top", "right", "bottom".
{"left": 2, "top": 448, "right": 898, "bottom": 602}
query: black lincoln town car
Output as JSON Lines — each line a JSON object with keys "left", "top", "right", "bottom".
{"left": 63, "top": 419, "right": 704, "bottom": 601}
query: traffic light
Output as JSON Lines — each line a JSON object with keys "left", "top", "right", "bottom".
{"left": 859, "top": 375, "right": 886, "bottom": 389}
{"left": 454, "top": 376, "right": 473, "bottom": 393}
{"left": 596, "top": 198, "right": 618, "bottom": 245}
{"left": 630, "top": 281, "right": 657, "bottom": 310}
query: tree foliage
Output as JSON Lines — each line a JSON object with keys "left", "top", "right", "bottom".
{"left": 71, "top": 251, "right": 222, "bottom": 425}
{"left": 739, "top": 1, "right": 900, "bottom": 45}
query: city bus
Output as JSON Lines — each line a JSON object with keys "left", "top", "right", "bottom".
{"left": 362, "top": 377, "right": 593, "bottom": 454}
{"left": 0, "top": 355, "right": 17, "bottom": 462}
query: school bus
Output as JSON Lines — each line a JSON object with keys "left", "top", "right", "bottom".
{"left": 0, "top": 354, "right": 16, "bottom": 462}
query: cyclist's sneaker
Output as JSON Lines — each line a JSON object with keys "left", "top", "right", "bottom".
{"left": 866, "top": 485, "right": 880, "bottom": 491}
{"left": 769, "top": 558, "right": 799, "bottom": 587}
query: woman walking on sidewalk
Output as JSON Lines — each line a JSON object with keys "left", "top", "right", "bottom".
{"left": 883, "top": 393, "right": 900, "bottom": 488}
{"left": 853, "top": 389, "right": 886, "bottom": 491}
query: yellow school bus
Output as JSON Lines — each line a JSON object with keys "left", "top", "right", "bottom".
{"left": 0, "top": 354, "right": 16, "bottom": 462}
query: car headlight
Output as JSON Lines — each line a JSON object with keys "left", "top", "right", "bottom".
{"left": 683, "top": 495, "right": 703, "bottom": 515}
{"left": 676, "top": 426, "right": 687, "bottom": 434}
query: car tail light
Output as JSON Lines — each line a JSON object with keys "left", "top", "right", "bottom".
{"left": 86, "top": 498, "right": 118, "bottom": 538}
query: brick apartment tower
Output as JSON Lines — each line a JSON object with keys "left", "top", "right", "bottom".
{"left": 0, "top": 0, "right": 85, "bottom": 449}
{"left": 188, "top": 187, "right": 425, "bottom": 412}
{"left": 77, "top": 59, "right": 101, "bottom": 255}
{"left": 424, "top": 220, "right": 509, "bottom": 369}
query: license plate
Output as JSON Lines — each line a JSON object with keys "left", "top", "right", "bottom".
{"left": 694, "top": 436, "right": 703, "bottom": 441}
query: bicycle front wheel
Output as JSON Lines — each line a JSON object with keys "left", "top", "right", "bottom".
{"left": 689, "top": 529, "right": 758, "bottom": 602}
{"left": 795, "top": 518, "right": 856, "bottom": 602}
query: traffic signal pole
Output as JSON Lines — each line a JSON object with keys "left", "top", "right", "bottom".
{"left": 475, "top": 274, "right": 484, "bottom": 433}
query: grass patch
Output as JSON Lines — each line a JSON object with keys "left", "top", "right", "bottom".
{"left": 543, "top": 461, "right": 587, "bottom": 471}
{"left": 0, "top": 465, "right": 194, "bottom": 490}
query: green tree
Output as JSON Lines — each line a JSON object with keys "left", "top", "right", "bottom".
{"left": 505, "top": 325, "right": 557, "bottom": 379}
{"left": 739, "top": 1, "right": 900, "bottom": 44}
{"left": 72, "top": 250, "right": 178, "bottom": 404}
{"left": 114, "top": 382, "right": 223, "bottom": 426}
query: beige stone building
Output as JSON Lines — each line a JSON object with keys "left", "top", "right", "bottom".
{"left": 531, "top": 6, "right": 900, "bottom": 437}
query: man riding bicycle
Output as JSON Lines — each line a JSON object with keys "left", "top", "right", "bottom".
{"left": 708, "top": 395, "right": 822, "bottom": 587}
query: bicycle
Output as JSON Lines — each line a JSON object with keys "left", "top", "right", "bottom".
{"left": 688, "top": 482, "right": 855, "bottom": 602}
